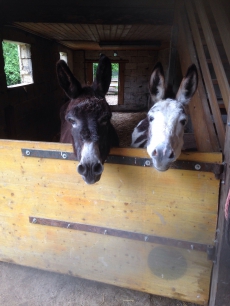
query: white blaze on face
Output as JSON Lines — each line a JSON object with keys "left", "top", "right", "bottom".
{"left": 147, "top": 111, "right": 167, "bottom": 156}
{"left": 80, "top": 141, "right": 103, "bottom": 166}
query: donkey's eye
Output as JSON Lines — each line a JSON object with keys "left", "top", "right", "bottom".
{"left": 67, "top": 117, "right": 78, "bottom": 126}
{"left": 98, "top": 116, "right": 109, "bottom": 126}
{"left": 68, "top": 118, "right": 75, "bottom": 125}
{"left": 149, "top": 116, "right": 154, "bottom": 122}
{"left": 180, "top": 119, "right": 186, "bottom": 125}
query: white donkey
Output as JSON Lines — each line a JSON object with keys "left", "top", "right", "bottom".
{"left": 131, "top": 62, "right": 198, "bottom": 171}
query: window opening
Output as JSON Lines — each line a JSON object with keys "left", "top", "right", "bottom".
{"left": 2, "top": 40, "right": 33, "bottom": 87}
{"left": 93, "top": 62, "right": 119, "bottom": 105}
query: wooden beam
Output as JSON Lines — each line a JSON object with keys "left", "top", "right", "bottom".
{"left": 86, "top": 62, "right": 93, "bottom": 85}
{"left": 118, "top": 62, "right": 125, "bottom": 105}
{"left": 166, "top": 25, "right": 178, "bottom": 86}
{"left": 209, "top": 0, "right": 230, "bottom": 65}
{"left": 166, "top": 0, "right": 180, "bottom": 86}
{"left": 185, "top": 1, "right": 225, "bottom": 151}
{"left": 59, "top": 41, "right": 166, "bottom": 51}
{"left": 194, "top": 0, "right": 230, "bottom": 110}
{"left": 177, "top": 8, "right": 219, "bottom": 152}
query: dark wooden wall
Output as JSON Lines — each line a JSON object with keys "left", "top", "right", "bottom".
{"left": 0, "top": 26, "right": 171, "bottom": 141}
{"left": 0, "top": 26, "right": 73, "bottom": 141}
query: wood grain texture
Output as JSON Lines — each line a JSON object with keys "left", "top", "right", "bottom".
{"left": 13, "top": 23, "right": 172, "bottom": 50}
{"left": 209, "top": 64, "right": 230, "bottom": 306}
{"left": 0, "top": 140, "right": 222, "bottom": 305}
{"left": 209, "top": 0, "right": 230, "bottom": 65}
{"left": 177, "top": 11, "right": 220, "bottom": 152}
{"left": 185, "top": 1, "right": 225, "bottom": 151}
{"left": 194, "top": 0, "right": 230, "bottom": 110}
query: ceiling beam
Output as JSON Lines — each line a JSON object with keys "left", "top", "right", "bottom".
{"left": 59, "top": 40, "right": 169, "bottom": 51}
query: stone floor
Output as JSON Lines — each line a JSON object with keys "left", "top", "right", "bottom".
{"left": 0, "top": 261, "right": 199, "bottom": 306}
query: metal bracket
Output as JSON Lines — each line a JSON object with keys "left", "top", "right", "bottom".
{"left": 22, "top": 148, "right": 223, "bottom": 178}
{"left": 29, "top": 216, "right": 215, "bottom": 260}
{"left": 207, "top": 245, "right": 216, "bottom": 261}
{"left": 219, "top": 162, "right": 227, "bottom": 183}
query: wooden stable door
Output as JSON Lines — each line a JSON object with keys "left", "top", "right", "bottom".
{"left": 0, "top": 140, "right": 222, "bottom": 305}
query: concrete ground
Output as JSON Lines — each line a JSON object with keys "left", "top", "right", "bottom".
{"left": 0, "top": 261, "right": 199, "bottom": 306}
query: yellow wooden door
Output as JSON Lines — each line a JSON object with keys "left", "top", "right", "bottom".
{"left": 0, "top": 140, "right": 222, "bottom": 305}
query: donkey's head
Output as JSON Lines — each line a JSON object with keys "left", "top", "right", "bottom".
{"left": 147, "top": 62, "right": 198, "bottom": 171}
{"left": 57, "top": 54, "right": 119, "bottom": 184}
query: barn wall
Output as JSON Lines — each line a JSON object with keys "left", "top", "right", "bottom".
{"left": 0, "top": 26, "right": 73, "bottom": 141}
{"left": 73, "top": 49, "right": 160, "bottom": 108}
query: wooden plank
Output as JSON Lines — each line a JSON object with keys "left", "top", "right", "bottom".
{"left": 166, "top": 0, "right": 181, "bottom": 86}
{"left": 79, "top": 24, "right": 97, "bottom": 41}
{"left": 194, "top": 0, "right": 230, "bottom": 110}
{"left": 86, "top": 63, "right": 93, "bottom": 85}
{"left": 0, "top": 139, "right": 221, "bottom": 304}
{"left": 0, "top": 217, "right": 212, "bottom": 305}
{"left": 209, "top": 0, "right": 230, "bottom": 65}
{"left": 118, "top": 62, "right": 125, "bottom": 105}
{"left": 209, "top": 83, "right": 230, "bottom": 305}
{"left": 185, "top": 1, "right": 225, "bottom": 151}
{"left": 177, "top": 9, "right": 220, "bottom": 152}
{"left": 166, "top": 24, "right": 178, "bottom": 86}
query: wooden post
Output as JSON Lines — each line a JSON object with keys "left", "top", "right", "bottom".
{"left": 118, "top": 62, "right": 125, "bottom": 105}
{"left": 166, "top": 0, "right": 181, "bottom": 89}
{"left": 86, "top": 62, "right": 93, "bottom": 85}
{"left": 209, "top": 97, "right": 230, "bottom": 306}
{"left": 185, "top": 1, "right": 225, "bottom": 151}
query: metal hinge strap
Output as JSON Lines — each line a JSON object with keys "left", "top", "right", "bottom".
{"left": 22, "top": 148, "right": 223, "bottom": 178}
{"left": 29, "top": 216, "right": 215, "bottom": 260}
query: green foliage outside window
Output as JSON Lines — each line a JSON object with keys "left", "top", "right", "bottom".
{"left": 2, "top": 41, "right": 21, "bottom": 86}
{"left": 93, "top": 62, "right": 119, "bottom": 80}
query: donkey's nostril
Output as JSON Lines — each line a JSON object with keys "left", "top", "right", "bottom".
{"left": 169, "top": 151, "right": 174, "bottom": 159}
{"left": 93, "top": 162, "right": 103, "bottom": 175}
{"left": 77, "top": 164, "right": 86, "bottom": 175}
{"left": 152, "top": 149, "right": 157, "bottom": 157}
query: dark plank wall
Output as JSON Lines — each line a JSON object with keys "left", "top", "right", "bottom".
{"left": 0, "top": 26, "right": 170, "bottom": 141}
{"left": 0, "top": 26, "right": 73, "bottom": 141}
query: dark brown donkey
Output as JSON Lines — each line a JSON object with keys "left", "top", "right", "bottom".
{"left": 56, "top": 54, "right": 119, "bottom": 184}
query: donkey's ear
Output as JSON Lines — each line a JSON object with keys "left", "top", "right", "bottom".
{"left": 92, "top": 54, "right": 111, "bottom": 97}
{"left": 176, "top": 64, "right": 198, "bottom": 105}
{"left": 149, "top": 62, "right": 165, "bottom": 102}
{"left": 56, "top": 60, "right": 82, "bottom": 99}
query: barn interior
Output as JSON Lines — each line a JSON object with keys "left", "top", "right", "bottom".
{"left": 0, "top": 0, "right": 229, "bottom": 150}
{"left": 0, "top": 1, "right": 230, "bottom": 305}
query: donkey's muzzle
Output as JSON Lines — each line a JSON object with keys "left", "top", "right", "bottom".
{"left": 77, "top": 162, "right": 104, "bottom": 184}
{"left": 151, "top": 143, "right": 175, "bottom": 172}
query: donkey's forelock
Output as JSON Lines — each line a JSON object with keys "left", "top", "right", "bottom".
{"left": 77, "top": 98, "right": 111, "bottom": 115}
{"left": 66, "top": 99, "right": 112, "bottom": 130}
